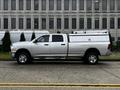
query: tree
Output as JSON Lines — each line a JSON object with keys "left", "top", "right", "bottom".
{"left": 31, "top": 32, "right": 36, "bottom": 41}
{"left": 20, "top": 32, "right": 26, "bottom": 41}
{"left": 2, "top": 31, "right": 11, "bottom": 52}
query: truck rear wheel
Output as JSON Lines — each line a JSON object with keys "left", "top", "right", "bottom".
{"left": 85, "top": 52, "right": 98, "bottom": 64}
{"left": 16, "top": 52, "right": 31, "bottom": 64}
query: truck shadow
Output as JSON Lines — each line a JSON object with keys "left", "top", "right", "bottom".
{"left": 13, "top": 59, "right": 110, "bottom": 66}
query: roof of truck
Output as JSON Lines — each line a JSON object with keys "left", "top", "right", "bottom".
{"left": 72, "top": 30, "right": 109, "bottom": 35}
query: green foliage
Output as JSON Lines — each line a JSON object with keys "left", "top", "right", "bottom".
{"left": 116, "top": 41, "right": 120, "bottom": 51}
{"left": 2, "top": 31, "right": 11, "bottom": 52}
{"left": 31, "top": 32, "right": 36, "bottom": 41}
{"left": 0, "top": 45, "right": 2, "bottom": 52}
{"left": 20, "top": 32, "right": 26, "bottom": 41}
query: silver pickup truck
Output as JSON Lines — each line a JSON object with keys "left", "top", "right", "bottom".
{"left": 11, "top": 30, "right": 112, "bottom": 64}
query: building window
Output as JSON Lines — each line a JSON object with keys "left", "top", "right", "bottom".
{"left": 11, "top": 0, "right": 16, "bottom": 10}
{"left": 49, "top": 0, "right": 54, "bottom": 10}
{"left": 102, "top": 18, "right": 107, "bottom": 29}
{"left": 42, "top": 18, "right": 46, "bottom": 29}
{"left": 79, "top": 18, "right": 84, "bottom": 29}
{"left": 87, "top": 0, "right": 92, "bottom": 11}
{"left": 26, "top": 18, "right": 31, "bottom": 29}
{"left": 118, "top": 18, "right": 120, "bottom": 29}
{"left": 94, "top": 0, "right": 99, "bottom": 10}
{"left": 111, "top": 37, "right": 115, "bottom": 41}
{"left": 4, "top": 18, "right": 8, "bottom": 29}
{"left": 4, "top": 0, "right": 8, "bottom": 10}
{"left": 26, "top": 0, "right": 31, "bottom": 10}
{"left": 95, "top": 18, "right": 99, "bottom": 29}
{"left": 41, "top": 0, "right": 46, "bottom": 10}
{"left": 118, "top": 37, "right": 120, "bottom": 41}
{"left": 102, "top": 0, "right": 107, "bottom": 11}
{"left": 110, "top": 0, "right": 115, "bottom": 11}
{"left": 117, "top": 0, "right": 120, "bottom": 10}
{"left": 72, "top": 18, "right": 76, "bottom": 29}
{"left": 79, "top": 0, "right": 84, "bottom": 10}
{"left": 110, "top": 18, "right": 114, "bottom": 29}
{"left": 57, "top": 18, "right": 61, "bottom": 29}
{"left": 11, "top": 18, "right": 16, "bottom": 29}
{"left": 34, "top": 18, "right": 39, "bottom": 29}
{"left": 64, "top": 0, "right": 69, "bottom": 10}
{"left": 57, "top": 0, "right": 61, "bottom": 10}
{"left": 72, "top": 0, "right": 77, "bottom": 10}
{"left": 87, "top": 18, "right": 92, "bottom": 29}
{"left": 34, "top": 0, "right": 39, "bottom": 10}
{"left": 19, "top": 0, "right": 24, "bottom": 10}
{"left": 19, "top": 18, "right": 24, "bottom": 29}
{"left": 49, "top": 18, "right": 54, "bottom": 29}
{"left": 64, "top": 18, "right": 69, "bottom": 29}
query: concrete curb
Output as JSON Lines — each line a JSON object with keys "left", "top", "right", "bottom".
{"left": 0, "top": 83, "right": 120, "bottom": 88}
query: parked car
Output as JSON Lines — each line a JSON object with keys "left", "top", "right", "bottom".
{"left": 11, "top": 30, "right": 112, "bottom": 64}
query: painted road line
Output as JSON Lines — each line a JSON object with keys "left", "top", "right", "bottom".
{"left": 0, "top": 83, "right": 120, "bottom": 88}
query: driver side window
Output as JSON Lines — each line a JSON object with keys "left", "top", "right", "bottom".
{"left": 36, "top": 35, "right": 49, "bottom": 42}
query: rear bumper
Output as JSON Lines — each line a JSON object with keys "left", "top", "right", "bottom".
{"left": 106, "top": 50, "right": 112, "bottom": 56}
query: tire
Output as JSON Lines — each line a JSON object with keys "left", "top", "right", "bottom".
{"left": 85, "top": 52, "right": 98, "bottom": 64}
{"left": 16, "top": 52, "right": 32, "bottom": 64}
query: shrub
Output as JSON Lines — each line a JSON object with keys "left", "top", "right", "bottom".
{"left": 31, "top": 32, "right": 36, "bottom": 41}
{"left": 20, "top": 32, "right": 26, "bottom": 41}
{"left": 0, "top": 45, "right": 2, "bottom": 52}
{"left": 2, "top": 31, "right": 11, "bottom": 52}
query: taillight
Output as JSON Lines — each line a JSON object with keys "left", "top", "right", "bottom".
{"left": 108, "top": 44, "right": 112, "bottom": 50}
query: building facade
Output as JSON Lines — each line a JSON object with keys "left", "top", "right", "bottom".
{"left": 0, "top": 0, "right": 120, "bottom": 41}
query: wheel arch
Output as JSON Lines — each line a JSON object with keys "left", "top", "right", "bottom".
{"left": 15, "top": 48, "right": 32, "bottom": 58}
{"left": 84, "top": 48, "right": 101, "bottom": 57}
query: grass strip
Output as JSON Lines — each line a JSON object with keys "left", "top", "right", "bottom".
{"left": 0, "top": 52, "right": 12, "bottom": 60}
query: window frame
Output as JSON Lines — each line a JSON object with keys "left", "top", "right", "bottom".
{"left": 102, "top": 18, "right": 107, "bottom": 29}
{"left": 11, "top": 18, "right": 16, "bottom": 29}
{"left": 64, "top": 0, "right": 69, "bottom": 10}
{"left": 4, "top": 0, "right": 8, "bottom": 10}
{"left": 26, "top": 18, "right": 31, "bottom": 29}
{"left": 26, "top": 0, "right": 31, "bottom": 10}
{"left": 19, "top": 18, "right": 24, "bottom": 29}
{"left": 34, "top": 0, "right": 39, "bottom": 10}
{"left": 11, "top": 0, "right": 16, "bottom": 10}
{"left": 19, "top": 0, "right": 24, "bottom": 10}
{"left": 4, "top": 18, "right": 8, "bottom": 29}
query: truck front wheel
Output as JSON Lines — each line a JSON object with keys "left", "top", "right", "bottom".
{"left": 16, "top": 52, "right": 31, "bottom": 64}
{"left": 85, "top": 52, "right": 98, "bottom": 64}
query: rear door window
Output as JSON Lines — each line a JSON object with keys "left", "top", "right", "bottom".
{"left": 52, "top": 35, "right": 63, "bottom": 42}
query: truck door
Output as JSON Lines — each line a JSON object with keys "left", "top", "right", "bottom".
{"left": 32, "top": 35, "right": 50, "bottom": 57}
{"left": 49, "top": 35, "right": 67, "bottom": 56}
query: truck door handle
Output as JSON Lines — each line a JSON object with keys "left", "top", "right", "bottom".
{"left": 44, "top": 44, "right": 49, "bottom": 46}
{"left": 61, "top": 44, "right": 65, "bottom": 45}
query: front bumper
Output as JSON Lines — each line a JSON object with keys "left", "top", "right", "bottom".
{"left": 11, "top": 52, "right": 16, "bottom": 60}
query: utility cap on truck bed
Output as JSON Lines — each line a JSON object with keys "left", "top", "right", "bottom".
{"left": 73, "top": 30, "right": 109, "bottom": 35}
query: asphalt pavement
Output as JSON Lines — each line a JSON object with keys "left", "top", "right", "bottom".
{"left": 0, "top": 60, "right": 120, "bottom": 89}
{"left": 0, "top": 60, "right": 120, "bottom": 83}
